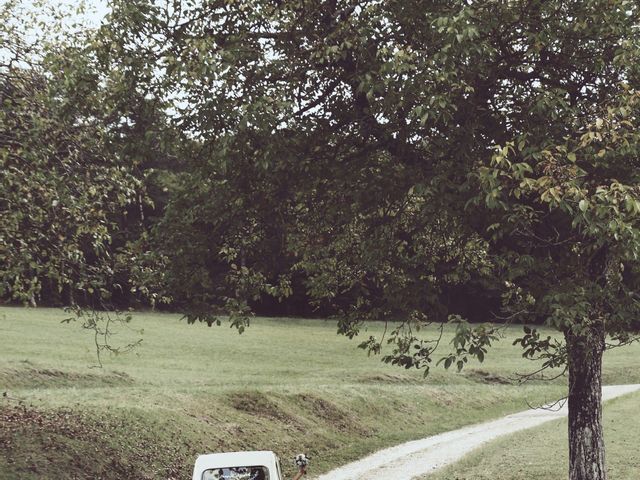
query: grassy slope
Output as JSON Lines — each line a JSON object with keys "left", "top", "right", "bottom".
{"left": 0, "top": 306, "right": 638, "bottom": 479}
{"left": 426, "top": 391, "right": 640, "bottom": 480}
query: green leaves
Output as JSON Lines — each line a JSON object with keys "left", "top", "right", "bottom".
{"left": 436, "top": 318, "right": 497, "bottom": 372}
{"left": 513, "top": 326, "right": 566, "bottom": 373}
{"left": 1, "top": 2, "right": 146, "bottom": 306}
{"left": 579, "top": 199, "right": 589, "bottom": 212}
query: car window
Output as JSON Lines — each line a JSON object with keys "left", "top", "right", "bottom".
{"left": 202, "top": 466, "right": 269, "bottom": 480}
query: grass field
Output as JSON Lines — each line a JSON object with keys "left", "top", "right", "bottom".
{"left": 1, "top": 306, "right": 639, "bottom": 479}
{"left": 426, "top": 392, "right": 640, "bottom": 479}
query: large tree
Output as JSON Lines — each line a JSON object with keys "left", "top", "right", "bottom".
{"left": 0, "top": 0, "right": 183, "bottom": 310}
{"left": 59, "top": 1, "right": 640, "bottom": 479}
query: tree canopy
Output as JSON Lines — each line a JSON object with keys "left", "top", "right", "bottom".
{"left": 95, "top": 0, "right": 640, "bottom": 355}
{"left": 0, "top": 1, "right": 140, "bottom": 306}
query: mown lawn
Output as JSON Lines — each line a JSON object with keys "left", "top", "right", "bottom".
{"left": 0, "top": 306, "right": 638, "bottom": 479}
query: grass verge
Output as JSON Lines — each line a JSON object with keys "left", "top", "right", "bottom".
{"left": 425, "top": 391, "right": 640, "bottom": 480}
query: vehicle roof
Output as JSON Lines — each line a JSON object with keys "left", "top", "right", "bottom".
{"left": 194, "top": 451, "right": 278, "bottom": 472}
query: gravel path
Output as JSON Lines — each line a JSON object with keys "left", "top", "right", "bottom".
{"left": 314, "top": 384, "right": 640, "bottom": 480}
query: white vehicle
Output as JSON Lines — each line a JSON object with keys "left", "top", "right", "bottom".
{"left": 192, "top": 451, "right": 285, "bottom": 480}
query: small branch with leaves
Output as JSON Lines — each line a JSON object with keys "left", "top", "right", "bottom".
{"left": 62, "top": 306, "right": 143, "bottom": 368}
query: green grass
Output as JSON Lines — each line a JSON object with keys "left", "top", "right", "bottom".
{"left": 425, "top": 391, "right": 640, "bottom": 480}
{"left": 1, "top": 306, "right": 639, "bottom": 479}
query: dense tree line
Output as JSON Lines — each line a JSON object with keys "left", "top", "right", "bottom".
{"left": 1, "top": 3, "right": 499, "bottom": 320}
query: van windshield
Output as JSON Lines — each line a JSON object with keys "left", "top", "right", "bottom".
{"left": 202, "top": 466, "right": 269, "bottom": 480}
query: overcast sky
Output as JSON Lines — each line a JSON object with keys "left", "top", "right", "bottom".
{"left": 24, "top": 0, "right": 110, "bottom": 29}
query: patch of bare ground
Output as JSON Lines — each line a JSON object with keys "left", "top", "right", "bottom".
{"left": 0, "top": 403, "right": 188, "bottom": 480}
{"left": 229, "top": 391, "right": 303, "bottom": 428}
{"left": 295, "top": 394, "right": 373, "bottom": 436}
{"left": 464, "top": 369, "right": 512, "bottom": 385}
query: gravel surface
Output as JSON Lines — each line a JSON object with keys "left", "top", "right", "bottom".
{"left": 314, "top": 384, "right": 640, "bottom": 480}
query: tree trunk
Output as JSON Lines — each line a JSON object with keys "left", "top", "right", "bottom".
{"left": 566, "top": 324, "right": 606, "bottom": 480}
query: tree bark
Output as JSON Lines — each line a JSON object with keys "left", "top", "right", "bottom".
{"left": 566, "top": 323, "right": 606, "bottom": 480}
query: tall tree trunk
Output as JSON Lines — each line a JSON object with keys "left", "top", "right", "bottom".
{"left": 566, "top": 323, "right": 606, "bottom": 480}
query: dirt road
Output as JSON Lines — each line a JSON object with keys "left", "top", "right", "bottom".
{"left": 314, "top": 384, "right": 640, "bottom": 480}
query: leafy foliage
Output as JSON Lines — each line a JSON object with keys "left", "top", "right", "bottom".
{"left": 91, "top": 0, "right": 640, "bottom": 368}
{"left": 0, "top": 2, "right": 141, "bottom": 306}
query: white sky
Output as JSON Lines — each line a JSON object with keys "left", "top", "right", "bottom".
{"left": 22, "top": 0, "right": 110, "bottom": 29}
{"left": 1, "top": 0, "right": 110, "bottom": 65}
